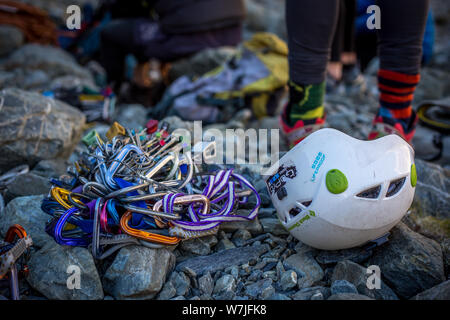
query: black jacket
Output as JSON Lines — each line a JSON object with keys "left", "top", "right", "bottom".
{"left": 155, "top": 0, "right": 245, "bottom": 34}
{"left": 107, "top": 0, "right": 245, "bottom": 34}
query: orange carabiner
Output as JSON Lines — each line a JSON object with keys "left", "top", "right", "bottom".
{"left": 120, "top": 211, "right": 181, "bottom": 245}
{"left": 5, "top": 224, "right": 27, "bottom": 243}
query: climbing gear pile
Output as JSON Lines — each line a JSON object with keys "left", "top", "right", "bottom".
{"left": 266, "top": 128, "right": 416, "bottom": 250}
{"left": 0, "top": 224, "right": 33, "bottom": 300}
{"left": 42, "top": 121, "right": 260, "bottom": 259}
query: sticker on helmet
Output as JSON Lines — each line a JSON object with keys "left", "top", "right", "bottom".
{"left": 266, "top": 162, "right": 297, "bottom": 195}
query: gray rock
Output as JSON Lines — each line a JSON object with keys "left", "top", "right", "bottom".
{"left": 244, "top": 0, "right": 287, "bottom": 39}
{"left": 27, "top": 242, "right": 103, "bottom": 300}
{"left": 331, "top": 280, "right": 358, "bottom": 295}
{"left": 369, "top": 222, "right": 445, "bottom": 299}
{"left": 225, "top": 265, "right": 239, "bottom": 279}
{"left": 0, "top": 195, "right": 53, "bottom": 248}
{"left": 215, "top": 238, "right": 236, "bottom": 251}
{"left": 0, "top": 88, "right": 85, "bottom": 174}
{"left": 176, "top": 244, "right": 269, "bottom": 275}
{"left": 260, "top": 284, "right": 276, "bottom": 300}
{"left": 279, "top": 270, "right": 297, "bottom": 291}
{"left": 408, "top": 159, "right": 450, "bottom": 239}
{"left": 311, "top": 292, "right": 324, "bottom": 300}
{"left": 22, "top": 70, "right": 50, "bottom": 89}
{"left": 171, "top": 295, "right": 186, "bottom": 300}
{"left": 103, "top": 246, "right": 175, "bottom": 299}
{"left": 156, "top": 281, "right": 177, "bottom": 300}
{"left": 262, "top": 270, "right": 277, "bottom": 281}
{"left": 331, "top": 260, "right": 398, "bottom": 300}
{"left": 269, "top": 292, "right": 291, "bottom": 300}
{"left": 245, "top": 278, "right": 273, "bottom": 299}
{"left": 248, "top": 269, "right": 263, "bottom": 281}
{"left": 315, "top": 247, "right": 373, "bottom": 265}
{"left": 410, "top": 280, "right": 450, "bottom": 300}
{"left": 284, "top": 253, "right": 324, "bottom": 289}
{"left": 3, "top": 44, "right": 93, "bottom": 84}
{"left": 276, "top": 261, "right": 285, "bottom": 278}
{"left": 292, "top": 286, "right": 331, "bottom": 300}
{"left": 5, "top": 173, "right": 50, "bottom": 201}
{"left": 232, "top": 229, "right": 252, "bottom": 247}
{"left": 198, "top": 272, "right": 214, "bottom": 296}
{"left": 180, "top": 235, "right": 218, "bottom": 256}
{"left": 328, "top": 293, "right": 374, "bottom": 300}
{"left": 441, "top": 238, "right": 450, "bottom": 274}
{"left": 213, "top": 274, "right": 236, "bottom": 297}
{"left": 260, "top": 218, "right": 289, "bottom": 236}
{"left": 113, "top": 104, "right": 148, "bottom": 130}
{"left": 31, "top": 159, "right": 68, "bottom": 178}
{"left": 168, "top": 47, "right": 237, "bottom": 82}
{"left": 170, "top": 271, "right": 191, "bottom": 296}
{"left": 220, "top": 217, "right": 263, "bottom": 236}
{"left": 0, "top": 25, "right": 24, "bottom": 56}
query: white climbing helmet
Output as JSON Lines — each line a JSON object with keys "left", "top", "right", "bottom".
{"left": 265, "top": 128, "right": 416, "bottom": 250}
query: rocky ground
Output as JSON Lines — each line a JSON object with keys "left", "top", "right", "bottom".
{"left": 0, "top": 0, "right": 449, "bottom": 300}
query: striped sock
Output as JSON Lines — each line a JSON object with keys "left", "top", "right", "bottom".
{"left": 377, "top": 69, "right": 420, "bottom": 132}
{"left": 286, "top": 81, "right": 325, "bottom": 126}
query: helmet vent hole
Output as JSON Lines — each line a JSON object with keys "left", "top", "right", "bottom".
{"left": 386, "top": 177, "right": 406, "bottom": 197}
{"left": 289, "top": 207, "right": 302, "bottom": 218}
{"left": 356, "top": 185, "right": 381, "bottom": 199}
{"left": 301, "top": 200, "right": 312, "bottom": 207}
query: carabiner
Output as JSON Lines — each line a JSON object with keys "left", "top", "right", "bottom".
{"left": 120, "top": 211, "right": 180, "bottom": 245}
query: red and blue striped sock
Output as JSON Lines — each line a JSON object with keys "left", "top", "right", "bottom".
{"left": 371, "top": 69, "right": 420, "bottom": 141}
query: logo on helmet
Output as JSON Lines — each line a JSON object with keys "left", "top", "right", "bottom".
{"left": 266, "top": 162, "right": 297, "bottom": 195}
{"left": 287, "top": 210, "right": 316, "bottom": 231}
{"left": 311, "top": 152, "right": 325, "bottom": 182}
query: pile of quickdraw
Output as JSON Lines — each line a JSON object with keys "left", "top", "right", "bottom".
{"left": 42, "top": 120, "right": 260, "bottom": 259}
{"left": 0, "top": 224, "right": 33, "bottom": 300}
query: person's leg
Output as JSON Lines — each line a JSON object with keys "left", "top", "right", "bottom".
{"left": 282, "top": 0, "right": 339, "bottom": 145}
{"left": 370, "top": 0, "right": 430, "bottom": 142}
{"left": 100, "top": 18, "right": 160, "bottom": 86}
{"left": 328, "top": 0, "right": 346, "bottom": 82}
{"left": 100, "top": 19, "right": 135, "bottom": 85}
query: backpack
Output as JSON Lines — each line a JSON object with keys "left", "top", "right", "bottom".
{"left": 152, "top": 32, "right": 288, "bottom": 123}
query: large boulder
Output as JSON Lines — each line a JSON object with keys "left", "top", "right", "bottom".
{"left": 331, "top": 260, "right": 398, "bottom": 300}
{"left": 27, "top": 242, "right": 104, "bottom": 300}
{"left": 410, "top": 280, "right": 450, "bottom": 300}
{"left": 0, "top": 88, "right": 85, "bottom": 174}
{"left": 176, "top": 244, "right": 269, "bottom": 276}
{"left": 408, "top": 159, "right": 450, "bottom": 240}
{"left": 103, "top": 246, "right": 175, "bottom": 300}
{"left": 0, "top": 25, "right": 24, "bottom": 56}
{"left": 369, "top": 222, "right": 445, "bottom": 299}
{"left": 4, "top": 172, "right": 51, "bottom": 202}
{"left": 1, "top": 44, "right": 93, "bottom": 87}
{"left": 0, "top": 195, "right": 53, "bottom": 248}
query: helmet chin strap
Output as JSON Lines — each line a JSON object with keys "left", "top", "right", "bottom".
{"left": 362, "top": 232, "right": 390, "bottom": 251}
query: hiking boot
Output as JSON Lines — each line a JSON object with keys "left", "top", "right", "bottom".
{"left": 368, "top": 111, "right": 418, "bottom": 144}
{"left": 280, "top": 108, "right": 326, "bottom": 147}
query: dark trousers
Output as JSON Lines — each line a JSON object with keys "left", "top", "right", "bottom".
{"left": 100, "top": 18, "right": 242, "bottom": 84}
{"left": 286, "top": 0, "right": 430, "bottom": 84}
{"left": 330, "top": 0, "right": 357, "bottom": 62}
